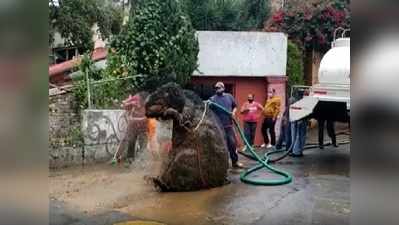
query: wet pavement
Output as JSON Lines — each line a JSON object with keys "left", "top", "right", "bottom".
{"left": 50, "top": 132, "right": 350, "bottom": 225}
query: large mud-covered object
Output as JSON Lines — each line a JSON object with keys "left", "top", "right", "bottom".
{"left": 145, "top": 83, "right": 229, "bottom": 191}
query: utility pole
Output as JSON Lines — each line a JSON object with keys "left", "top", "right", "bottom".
{"left": 85, "top": 70, "right": 92, "bottom": 109}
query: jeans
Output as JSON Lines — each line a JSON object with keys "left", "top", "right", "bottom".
{"left": 318, "top": 119, "right": 336, "bottom": 146}
{"left": 291, "top": 120, "right": 307, "bottom": 155}
{"left": 224, "top": 127, "right": 238, "bottom": 164}
{"left": 243, "top": 122, "right": 257, "bottom": 146}
{"left": 261, "top": 118, "right": 276, "bottom": 146}
{"left": 276, "top": 122, "right": 292, "bottom": 151}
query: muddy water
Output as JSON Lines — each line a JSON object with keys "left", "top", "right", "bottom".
{"left": 120, "top": 187, "right": 229, "bottom": 225}
{"left": 50, "top": 154, "right": 349, "bottom": 225}
{"left": 50, "top": 163, "right": 221, "bottom": 224}
{"left": 50, "top": 161, "right": 298, "bottom": 225}
{"left": 50, "top": 125, "right": 350, "bottom": 225}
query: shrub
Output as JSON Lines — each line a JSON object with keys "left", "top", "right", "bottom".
{"left": 267, "top": 0, "right": 350, "bottom": 52}
{"left": 287, "top": 40, "right": 304, "bottom": 91}
{"left": 108, "top": 0, "right": 199, "bottom": 92}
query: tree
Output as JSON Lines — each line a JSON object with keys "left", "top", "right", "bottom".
{"left": 108, "top": 0, "right": 199, "bottom": 92}
{"left": 96, "top": 3, "right": 125, "bottom": 39}
{"left": 266, "top": 0, "right": 350, "bottom": 52}
{"left": 73, "top": 54, "right": 127, "bottom": 109}
{"left": 49, "top": 0, "right": 124, "bottom": 52}
{"left": 181, "top": 0, "right": 270, "bottom": 31}
{"left": 239, "top": 0, "right": 270, "bottom": 30}
{"left": 180, "top": 0, "right": 211, "bottom": 30}
{"left": 209, "top": 0, "right": 241, "bottom": 30}
{"left": 286, "top": 40, "right": 304, "bottom": 90}
{"left": 180, "top": 0, "right": 241, "bottom": 31}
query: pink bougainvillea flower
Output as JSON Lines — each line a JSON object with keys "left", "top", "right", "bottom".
{"left": 272, "top": 10, "right": 285, "bottom": 24}
{"left": 304, "top": 7, "right": 313, "bottom": 21}
{"left": 318, "top": 33, "right": 326, "bottom": 45}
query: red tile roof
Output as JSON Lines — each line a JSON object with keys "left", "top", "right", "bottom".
{"left": 49, "top": 47, "right": 108, "bottom": 77}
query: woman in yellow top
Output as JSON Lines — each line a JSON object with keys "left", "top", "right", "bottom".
{"left": 261, "top": 89, "right": 281, "bottom": 148}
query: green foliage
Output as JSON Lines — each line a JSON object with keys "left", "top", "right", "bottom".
{"left": 49, "top": 4, "right": 57, "bottom": 45}
{"left": 238, "top": 0, "right": 270, "bottom": 30}
{"left": 72, "top": 79, "right": 89, "bottom": 110}
{"left": 180, "top": 0, "right": 211, "bottom": 30}
{"left": 73, "top": 78, "right": 127, "bottom": 110}
{"left": 72, "top": 54, "right": 129, "bottom": 109}
{"left": 109, "top": 0, "right": 199, "bottom": 92}
{"left": 67, "top": 127, "right": 84, "bottom": 147}
{"left": 79, "top": 53, "right": 94, "bottom": 75}
{"left": 267, "top": 0, "right": 350, "bottom": 52}
{"left": 209, "top": 0, "right": 241, "bottom": 30}
{"left": 72, "top": 54, "right": 92, "bottom": 110}
{"left": 49, "top": 0, "right": 124, "bottom": 52}
{"left": 287, "top": 40, "right": 304, "bottom": 90}
{"left": 97, "top": 3, "right": 125, "bottom": 41}
{"left": 181, "top": 0, "right": 270, "bottom": 31}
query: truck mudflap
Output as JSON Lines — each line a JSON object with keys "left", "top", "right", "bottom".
{"left": 289, "top": 96, "right": 319, "bottom": 122}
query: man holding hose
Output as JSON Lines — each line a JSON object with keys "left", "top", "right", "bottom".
{"left": 210, "top": 82, "right": 244, "bottom": 169}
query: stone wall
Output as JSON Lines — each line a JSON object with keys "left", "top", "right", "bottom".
{"left": 49, "top": 89, "right": 172, "bottom": 169}
{"left": 49, "top": 89, "right": 131, "bottom": 168}
{"left": 49, "top": 89, "right": 83, "bottom": 169}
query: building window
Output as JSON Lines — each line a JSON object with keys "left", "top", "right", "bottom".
{"left": 51, "top": 47, "right": 82, "bottom": 64}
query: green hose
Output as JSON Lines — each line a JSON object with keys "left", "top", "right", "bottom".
{"left": 207, "top": 101, "right": 292, "bottom": 186}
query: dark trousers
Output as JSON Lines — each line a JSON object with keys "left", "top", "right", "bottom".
{"left": 127, "top": 133, "right": 138, "bottom": 159}
{"left": 318, "top": 119, "right": 336, "bottom": 146}
{"left": 243, "top": 122, "right": 257, "bottom": 146}
{"left": 224, "top": 127, "right": 238, "bottom": 164}
{"left": 276, "top": 122, "right": 291, "bottom": 151}
{"left": 261, "top": 118, "right": 276, "bottom": 146}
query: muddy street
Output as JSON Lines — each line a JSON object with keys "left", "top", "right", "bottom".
{"left": 50, "top": 134, "right": 350, "bottom": 225}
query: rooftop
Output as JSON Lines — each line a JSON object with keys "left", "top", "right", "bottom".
{"left": 194, "top": 31, "right": 287, "bottom": 77}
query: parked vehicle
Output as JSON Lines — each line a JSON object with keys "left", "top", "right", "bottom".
{"left": 289, "top": 28, "right": 350, "bottom": 123}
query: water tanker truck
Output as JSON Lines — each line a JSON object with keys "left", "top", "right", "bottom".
{"left": 289, "top": 28, "right": 350, "bottom": 123}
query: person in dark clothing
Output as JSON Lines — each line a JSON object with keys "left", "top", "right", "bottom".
{"left": 312, "top": 101, "right": 339, "bottom": 149}
{"left": 318, "top": 119, "right": 337, "bottom": 149}
{"left": 276, "top": 104, "right": 291, "bottom": 151}
{"left": 210, "top": 82, "right": 243, "bottom": 169}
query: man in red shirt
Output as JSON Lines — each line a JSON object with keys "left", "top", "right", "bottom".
{"left": 240, "top": 94, "right": 264, "bottom": 148}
